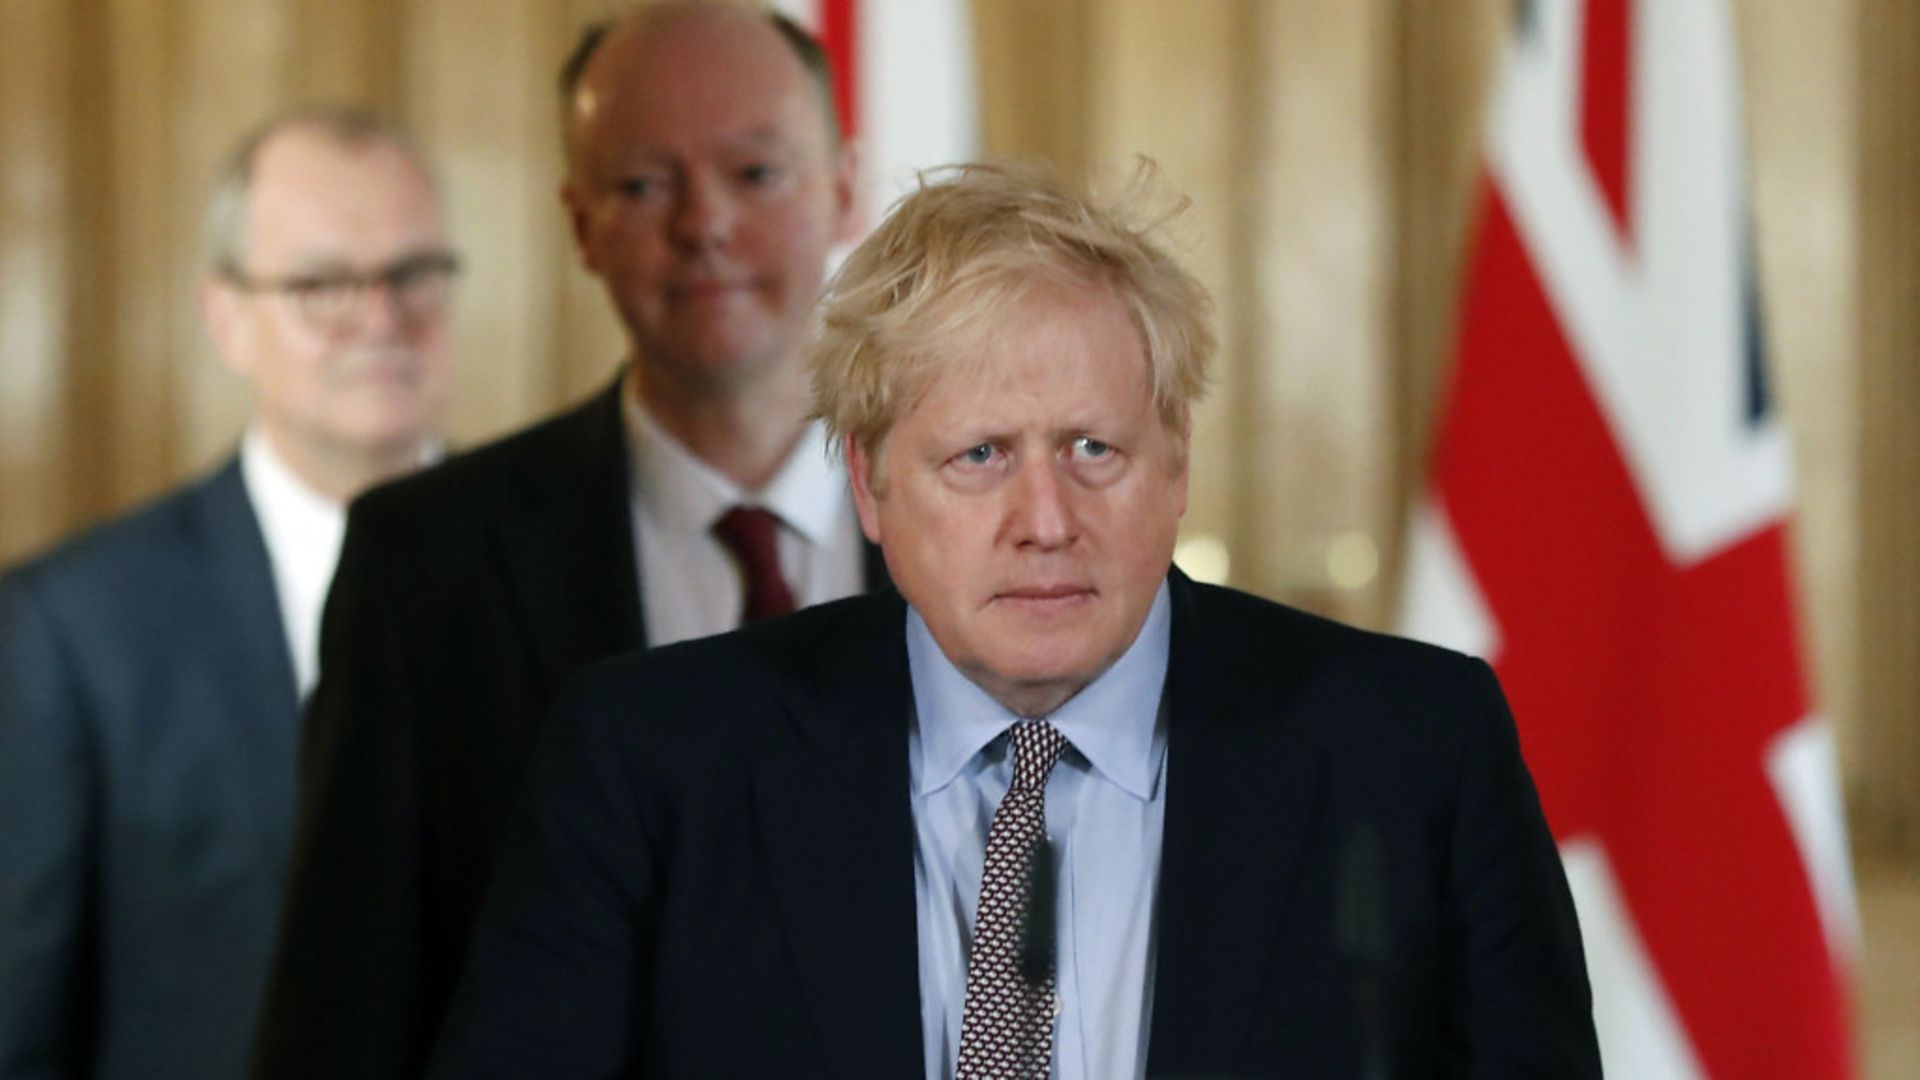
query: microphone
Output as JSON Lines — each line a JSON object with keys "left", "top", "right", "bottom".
{"left": 1021, "top": 836, "right": 1057, "bottom": 986}
{"left": 1336, "top": 820, "right": 1391, "bottom": 1080}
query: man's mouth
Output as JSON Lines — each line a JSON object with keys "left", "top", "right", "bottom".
{"left": 340, "top": 353, "right": 421, "bottom": 385}
{"left": 669, "top": 278, "right": 755, "bottom": 300}
{"left": 994, "top": 584, "right": 1095, "bottom": 609}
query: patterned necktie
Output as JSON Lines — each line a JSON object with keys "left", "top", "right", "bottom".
{"left": 712, "top": 506, "right": 796, "bottom": 623}
{"left": 956, "top": 720, "right": 1071, "bottom": 1080}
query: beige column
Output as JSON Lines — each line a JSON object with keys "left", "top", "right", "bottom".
{"left": 1382, "top": 0, "right": 1506, "bottom": 612}
{"left": 1236, "top": 0, "right": 1396, "bottom": 625}
{"left": 95, "top": 0, "right": 187, "bottom": 510}
{"left": 1854, "top": 0, "right": 1920, "bottom": 856}
{"left": 0, "top": 0, "right": 77, "bottom": 561}
{"left": 174, "top": 0, "right": 298, "bottom": 474}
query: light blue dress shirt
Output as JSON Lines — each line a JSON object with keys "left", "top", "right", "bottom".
{"left": 907, "top": 583, "right": 1171, "bottom": 1080}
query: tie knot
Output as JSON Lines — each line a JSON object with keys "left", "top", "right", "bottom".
{"left": 1008, "top": 720, "right": 1069, "bottom": 793}
{"left": 713, "top": 504, "right": 782, "bottom": 551}
{"left": 712, "top": 506, "right": 796, "bottom": 623}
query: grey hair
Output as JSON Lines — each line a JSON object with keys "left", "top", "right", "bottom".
{"left": 203, "top": 103, "right": 438, "bottom": 276}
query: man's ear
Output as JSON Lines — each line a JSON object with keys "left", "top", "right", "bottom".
{"left": 198, "top": 278, "right": 254, "bottom": 380}
{"left": 560, "top": 178, "right": 599, "bottom": 273}
{"left": 845, "top": 434, "right": 884, "bottom": 545}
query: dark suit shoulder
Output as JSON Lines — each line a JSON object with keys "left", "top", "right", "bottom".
{"left": 2, "top": 464, "right": 239, "bottom": 618}
{"left": 554, "top": 592, "right": 897, "bottom": 744}
{"left": 541, "top": 588, "right": 898, "bottom": 757}
{"left": 348, "top": 383, "right": 621, "bottom": 535}
{"left": 1176, "top": 578, "right": 1506, "bottom": 765}
{"left": 1184, "top": 578, "right": 1486, "bottom": 683}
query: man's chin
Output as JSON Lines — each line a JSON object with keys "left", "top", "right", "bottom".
{"left": 644, "top": 330, "right": 791, "bottom": 389}
{"left": 975, "top": 648, "right": 1103, "bottom": 699}
{"left": 324, "top": 409, "right": 440, "bottom": 456}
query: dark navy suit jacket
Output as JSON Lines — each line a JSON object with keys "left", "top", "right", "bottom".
{"left": 430, "top": 572, "right": 1601, "bottom": 1078}
{"left": 0, "top": 460, "right": 298, "bottom": 1080}
{"left": 255, "top": 379, "right": 890, "bottom": 1079}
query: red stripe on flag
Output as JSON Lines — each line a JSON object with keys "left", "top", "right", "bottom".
{"left": 1434, "top": 187, "right": 1853, "bottom": 1078}
{"left": 1580, "top": 0, "right": 1634, "bottom": 243}
{"left": 818, "top": 0, "right": 860, "bottom": 143}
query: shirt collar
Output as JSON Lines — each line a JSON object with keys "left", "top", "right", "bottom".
{"left": 240, "top": 425, "right": 347, "bottom": 532}
{"left": 621, "top": 368, "right": 847, "bottom": 544}
{"left": 908, "top": 580, "right": 1172, "bottom": 801}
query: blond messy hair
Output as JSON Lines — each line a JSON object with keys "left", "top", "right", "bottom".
{"left": 809, "top": 160, "right": 1214, "bottom": 465}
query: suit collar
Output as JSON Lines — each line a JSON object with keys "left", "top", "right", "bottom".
{"left": 751, "top": 593, "right": 924, "bottom": 1080}
{"left": 1146, "top": 569, "right": 1329, "bottom": 1073}
{"left": 496, "top": 375, "right": 647, "bottom": 692}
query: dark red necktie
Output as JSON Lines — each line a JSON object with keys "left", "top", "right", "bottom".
{"left": 712, "top": 506, "right": 797, "bottom": 624}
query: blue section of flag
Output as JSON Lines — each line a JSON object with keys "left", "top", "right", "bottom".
{"left": 1514, "top": 0, "right": 1543, "bottom": 42}
{"left": 1741, "top": 218, "right": 1771, "bottom": 427}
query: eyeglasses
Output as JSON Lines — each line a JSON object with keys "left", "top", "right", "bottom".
{"left": 222, "top": 251, "right": 462, "bottom": 336}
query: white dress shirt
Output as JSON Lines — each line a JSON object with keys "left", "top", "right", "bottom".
{"left": 621, "top": 376, "right": 867, "bottom": 647}
{"left": 239, "top": 428, "right": 347, "bottom": 700}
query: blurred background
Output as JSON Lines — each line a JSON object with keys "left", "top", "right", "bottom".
{"left": 1, "top": 0, "right": 1913, "bottom": 1073}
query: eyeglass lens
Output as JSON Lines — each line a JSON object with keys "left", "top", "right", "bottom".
{"left": 282, "top": 254, "right": 459, "bottom": 332}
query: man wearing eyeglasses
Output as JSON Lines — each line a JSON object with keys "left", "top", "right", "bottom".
{"left": 0, "top": 106, "right": 454, "bottom": 1080}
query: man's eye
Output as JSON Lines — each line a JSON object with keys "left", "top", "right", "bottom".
{"left": 959, "top": 444, "right": 997, "bottom": 466}
{"left": 617, "top": 176, "right": 662, "bottom": 199}
{"left": 287, "top": 277, "right": 351, "bottom": 300}
{"left": 387, "top": 262, "right": 432, "bottom": 289}
{"left": 1071, "top": 437, "right": 1114, "bottom": 460}
{"left": 739, "top": 163, "right": 782, "bottom": 186}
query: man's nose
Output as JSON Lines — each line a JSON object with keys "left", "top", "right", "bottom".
{"left": 354, "top": 280, "right": 412, "bottom": 340}
{"left": 1010, "top": 459, "right": 1077, "bottom": 550}
{"left": 671, "top": 173, "right": 736, "bottom": 251}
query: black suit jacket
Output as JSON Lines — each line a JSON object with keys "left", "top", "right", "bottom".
{"left": 0, "top": 460, "right": 300, "bottom": 1080}
{"left": 430, "top": 573, "right": 1599, "bottom": 1078}
{"left": 254, "top": 379, "right": 888, "bottom": 1079}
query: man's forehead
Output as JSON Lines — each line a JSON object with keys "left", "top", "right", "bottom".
{"left": 244, "top": 133, "right": 442, "bottom": 264}
{"left": 251, "top": 128, "right": 430, "bottom": 194}
{"left": 916, "top": 352, "right": 1156, "bottom": 425}
{"left": 574, "top": 11, "right": 827, "bottom": 151}
{"left": 596, "top": 122, "right": 808, "bottom": 167}
{"left": 900, "top": 286, "right": 1156, "bottom": 414}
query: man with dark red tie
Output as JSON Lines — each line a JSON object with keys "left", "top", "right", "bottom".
{"left": 429, "top": 162, "right": 1601, "bottom": 1078}
{"left": 253, "top": 7, "right": 886, "bottom": 1078}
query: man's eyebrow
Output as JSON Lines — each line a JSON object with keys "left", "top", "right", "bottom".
{"left": 271, "top": 255, "right": 356, "bottom": 278}
{"left": 274, "top": 248, "right": 448, "bottom": 277}
{"left": 726, "top": 127, "right": 803, "bottom": 152}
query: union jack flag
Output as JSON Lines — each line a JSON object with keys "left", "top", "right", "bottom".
{"left": 1400, "top": 1, "right": 1858, "bottom": 1075}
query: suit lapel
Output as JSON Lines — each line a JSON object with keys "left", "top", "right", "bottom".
{"left": 752, "top": 596, "right": 923, "bottom": 1080}
{"left": 496, "top": 379, "right": 645, "bottom": 694}
{"left": 190, "top": 459, "right": 305, "bottom": 840}
{"left": 194, "top": 459, "right": 300, "bottom": 724}
{"left": 1145, "top": 573, "right": 1327, "bottom": 1073}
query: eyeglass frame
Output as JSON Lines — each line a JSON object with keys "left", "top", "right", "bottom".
{"left": 218, "top": 250, "right": 463, "bottom": 336}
